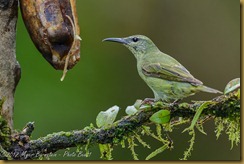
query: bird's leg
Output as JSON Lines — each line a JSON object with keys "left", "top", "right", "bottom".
{"left": 141, "top": 98, "right": 155, "bottom": 105}
{"left": 169, "top": 99, "right": 182, "bottom": 108}
{"left": 173, "top": 99, "right": 182, "bottom": 104}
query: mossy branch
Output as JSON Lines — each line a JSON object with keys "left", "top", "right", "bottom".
{"left": 5, "top": 90, "right": 239, "bottom": 160}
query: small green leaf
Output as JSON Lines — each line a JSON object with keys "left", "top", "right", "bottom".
{"left": 224, "top": 78, "right": 240, "bottom": 95}
{"left": 125, "top": 106, "right": 137, "bottom": 115}
{"left": 139, "top": 104, "right": 151, "bottom": 111}
{"left": 150, "top": 110, "right": 170, "bottom": 124}
{"left": 96, "top": 105, "right": 119, "bottom": 128}
{"left": 236, "top": 89, "right": 240, "bottom": 99}
{"left": 133, "top": 99, "right": 143, "bottom": 109}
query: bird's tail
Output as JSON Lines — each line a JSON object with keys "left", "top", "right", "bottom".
{"left": 199, "top": 85, "right": 223, "bottom": 94}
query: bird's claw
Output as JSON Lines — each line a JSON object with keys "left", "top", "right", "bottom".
{"left": 169, "top": 99, "right": 182, "bottom": 108}
{"left": 141, "top": 98, "right": 155, "bottom": 105}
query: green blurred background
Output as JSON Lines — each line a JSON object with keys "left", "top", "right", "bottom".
{"left": 14, "top": 0, "right": 240, "bottom": 160}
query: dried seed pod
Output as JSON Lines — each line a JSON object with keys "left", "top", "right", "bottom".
{"left": 20, "top": 0, "right": 81, "bottom": 81}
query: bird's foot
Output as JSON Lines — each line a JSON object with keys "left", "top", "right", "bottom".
{"left": 141, "top": 98, "right": 155, "bottom": 105}
{"left": 169, "top": 99, "right": 182, "bottom": 108}
{"left": 140, "top": 98, "right": 168, "bottom": 111}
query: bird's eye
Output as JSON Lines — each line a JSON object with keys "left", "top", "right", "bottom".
{"left": 132, "top": 37, "right": 139, "bottom": 42}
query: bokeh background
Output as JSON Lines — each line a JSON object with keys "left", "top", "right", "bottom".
{"left": 14, "top": 0, "right": 240, "bottom": 160}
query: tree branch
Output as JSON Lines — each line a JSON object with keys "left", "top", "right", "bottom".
{"left": 0, "top": 0, "right": 20, "bottom": 129}
{"left": 7, "top": 91, "right": 239, "bottom": 159}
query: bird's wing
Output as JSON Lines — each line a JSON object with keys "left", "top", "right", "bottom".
{"left": 142, "top": 62, "right": 203, "bottom": 86}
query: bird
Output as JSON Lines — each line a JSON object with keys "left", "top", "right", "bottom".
{"left": 103, "top": 35, "right": 222, "bottom": 102}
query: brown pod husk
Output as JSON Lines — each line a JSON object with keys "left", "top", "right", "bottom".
{"left": 20, "top": 0, "right": 81, "bottom": 79}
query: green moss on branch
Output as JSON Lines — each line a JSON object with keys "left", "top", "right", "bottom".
{"left": 7, "top": 91, "right": 240, "bottom": 159}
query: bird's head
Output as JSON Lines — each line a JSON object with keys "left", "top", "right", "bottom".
{"left": 103, "top": 35, "right": 157, "bottom": 59}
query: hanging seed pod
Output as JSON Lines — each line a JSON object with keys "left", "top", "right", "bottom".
{"left": 20, "top": 0, "right": 81, "bottom": 81}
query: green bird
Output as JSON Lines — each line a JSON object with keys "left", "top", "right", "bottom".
{"left": 103, "top": 35, "right": 222, "bottom": 102}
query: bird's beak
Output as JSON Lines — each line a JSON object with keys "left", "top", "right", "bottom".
{"left": 103, "top": 38, "right": 128, "bottom": 44}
